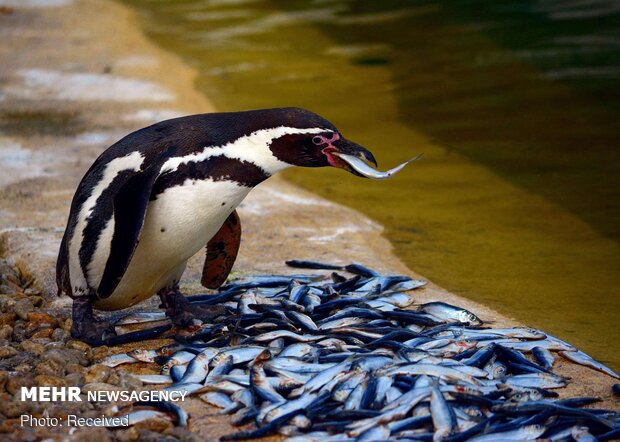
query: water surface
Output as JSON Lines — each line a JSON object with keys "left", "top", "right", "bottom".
{"left": 124, "top": 0, "right": 620, "bottom": 368}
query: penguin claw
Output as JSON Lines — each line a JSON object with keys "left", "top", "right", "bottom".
{"left": 71, "top": 297, "right": 171, "bottom": 346}
{"left": 70, "top": 316, "right": 117, "bottom": 346}
{"left": 159, "top": 287, "right": 226, "bottom": 327}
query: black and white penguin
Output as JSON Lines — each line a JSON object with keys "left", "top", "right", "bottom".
{"left": 56, "top": 107, "right": 377, "bottom": 344}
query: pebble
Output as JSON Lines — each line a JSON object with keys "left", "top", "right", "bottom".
{"left": 0, "top": 324, "right": 12, "bottom": 340}
{"left": 0, "top": 345, "right": 17, "bottom": 359}
{"left": 30, "top": 296, "right": 44, "bottom": 307}
{"left": 65, "top": 371, "right": 86, "bottom": 385}
{"left": 133, "top": 417, "right": 174, "bottom": 434}
{"left": 2, "top": 351, "right": 37, "bottom": 371}
{"left": 66, "top": 363, "right": 85, "bottom": 374}
{"left": 35, "top": 374, "right": 68, "bottom": 388}
{"left": 42, "top": 347, "right": 88, "bottom": 366}
{"left": 0, "top": 392, "right": 29, "bottom": 418}
{"left": 67, "top": 339, "right": 91, "bottom": 352}
{"left": 115, "top": 427, "right": 140, "bottom": 442}
{"left": 27, "top": 311, "right": 57, "bottom": 327}
{"left": 11, "top": 321, "right": 27, "bottom": 342}
{"left": 106, "top": 369, "right": 121, "bottom": 386}
{"left": 68, "top": 427, "right": 114, "bottom": 442}
{"left": 89, "top": 345, "right": 110, "bottom": 362}
{"left": 19, "top": 339, "right": 45, "bottom": 355}
{"left": 35, "top": 359, "right": 65, "bottom": 377}
{"left": 0, "top": 370, "right": 7, "bottom": 391}
{"left": 13, "top": 298, "right": 34, "bottom": 321}
{"left": 82, "top": 382, "right": 124, "bottom": 393}
{"left": 14, "top": 363, "right": 34, "bottom": 373}
{"left": 0, "top": 312, "right": 16, "bottom": 327}
{"left": 47, "top": 401, "right": 94, "bottom": 419}
{"left": 85, "top": 364, "right": 112, "bottom": 383}
{"left": 30, "top": 328, "right": 54, "bottom": 339}
{"left": 5, "top": 374, "right": 35, "bottom": 395}
{"left": 117, "top": 371, "right": 143, "bottom": 389}
{"left": 45, "top": 341, "right": 67, "bottom": 350}
{"left": 0, "top": 295, "right": 15, "bottom": 313}
{"left": 52, "top": 327, "right": 70, "bottom": 342}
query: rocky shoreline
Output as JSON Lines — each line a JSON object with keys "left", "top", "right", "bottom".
{"left": 0, "top": 0, "right": 617, "bottom": 440}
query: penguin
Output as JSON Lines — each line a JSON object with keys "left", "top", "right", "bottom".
{"left": 56, "top": 107, "right": 377, "bottom": 345}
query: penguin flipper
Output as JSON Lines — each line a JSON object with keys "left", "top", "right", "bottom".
{"left": 201, "top": 210, "right": 242, "bottom": 289}
{"left": 56, "top": 229, "right": 71, "bottom": 296}
{"left": 97, "top": 169, "right": 161, "bottom": 299}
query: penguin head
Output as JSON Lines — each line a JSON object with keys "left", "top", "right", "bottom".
{"left": 265, "top": 108, "right": 378, "bottom": 175}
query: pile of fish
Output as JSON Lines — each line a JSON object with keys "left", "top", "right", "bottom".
{"left": 102, "top": 260, "right": 620, "bottom": 441}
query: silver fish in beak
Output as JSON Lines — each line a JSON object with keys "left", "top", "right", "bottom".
{"left": 332, "top": 152, "right": 422, "bottom": 180}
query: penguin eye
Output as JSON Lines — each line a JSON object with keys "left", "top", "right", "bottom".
{"left": 312, "top": 136, "right": 323, "bottom": 145}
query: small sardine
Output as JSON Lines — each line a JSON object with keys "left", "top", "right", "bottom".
{"left": 332, "top": 152, "right": 421, "bottom": 180}
{"left": 200, "top": 391, "right": 237, "bottom": 410}
{"left": 133, "top": 374, "right": 172, "bottom": 385}
{"left": 560, "top": 350, "right": 620, "bottom": 379}
{"left": 500, "top": 373, "right": 567, "bottom": 389}
{"left": 467, "top": 424, "right": 545, "bottom": 442}
{"left": 532, "top": 346, "right": 555, "bottom": 370}
{"left": 430, "top": 383, "right": 457, "bottom": 441}
{"left": 419, "top": 302, "right": 483, "bottom": 325}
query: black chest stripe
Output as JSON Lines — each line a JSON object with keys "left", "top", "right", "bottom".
{"left": 150, "top": 155, "right": 270, "bottom": 199}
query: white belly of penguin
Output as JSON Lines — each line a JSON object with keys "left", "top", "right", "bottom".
{"left": 93, "top": 179, "right": 252, "bottom": 310}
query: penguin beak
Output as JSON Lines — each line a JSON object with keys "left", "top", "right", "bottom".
{"left": 323, "top": 138, "right": 378, "bottom": 176}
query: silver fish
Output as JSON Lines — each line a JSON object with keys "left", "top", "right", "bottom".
{"left": 133, "top": 374, "right": 172, "bottom": 385}
{"left": 238, "top": 291, "right": 257, "bottom": 314}
{"left": 259, "top": 391, "right": 322, "bottom": 424}
{"left": 205, "top": 354, "right": 233, "bottom": 385}
{"left": 419, "top": 302, "right": 483, "bottom": 325}
{"left": 560, "top": 350, "right": 620, "bottom": 379}
{"left": 170, "top": 364, "right": 187, "bottom": 382}
{"left": 348, "top": 388, "right": 430, "bottom": 436}
{"left": 278, "top": 343, "right": 318, "bottom": 359}
{"left": 115, "top": 311, "right": 168, "bottom": 325}
{"left": 332, "top": 371, "right": 365, "bottom": 403}
{"left": 179, "top": 350, "right": 211, "bottom": 384}
{"left": 500, "top": 373, "right": 567, "bottom": 389}
{"left": 532, "top": 346, "right": 555, "bottom": 370}
{"left": 357, "top": 425, "right": 390, "bottom": 442}
{"left": 200, "top": 391, "right": 237, "bottom": 411}
{"left": 99, "top": 353, "right": 140, "bottom": 367}
{"left": 344, "top": 377, "right": 367, "bottom": 411}
{"left": 379, "top": 363, "right": 481, "bottom": 385}
{"left": 290, "top": 358, "right": 353, "bottom": 398}
{"left": 467, "top": 424, "right": 545, "bottom": 442}
{"left": 431, "top": 383, "right": 457, "bottom": 441}
{"left": 163, "top": 382, "right": 208, "bottom": 396}
{"left": 161, "top": 350, "right": 207, "bottom": 375}
{"left": 250, "top": 356, "right": 285, "bottom": 404}
{"left": 332, "top": 152, "right": 421, "bottom": 180}
{"left": 571, "top": 425, "right": 598, "bottom": 442}
{"left": 485, "top": 360, "right": 507, "bottom": 380}
{"left": 217, "top": 346, "right": 265, "bottom": 364}
{"left": 253, "top": 330, "right": 325, "bottom": 342}
{"left": 267, "top": 357, "right": 337, "bottom": 374}
{"left": 125, "top": 348, "right": 160, "bottom": 363}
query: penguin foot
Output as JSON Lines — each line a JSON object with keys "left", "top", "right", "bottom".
{"left": 159, "top": 287, "right": 226, "bottom": 327}
{"left": 70, "top": 297, "right": 117, "bottom": 346}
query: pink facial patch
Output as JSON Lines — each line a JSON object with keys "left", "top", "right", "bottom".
{"left": 314, "top": 133, "right": 340, "bottom": 146}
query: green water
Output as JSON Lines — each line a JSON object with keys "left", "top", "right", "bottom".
{"left": 123, "top": 0, "right": 620, "bottom": 369}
